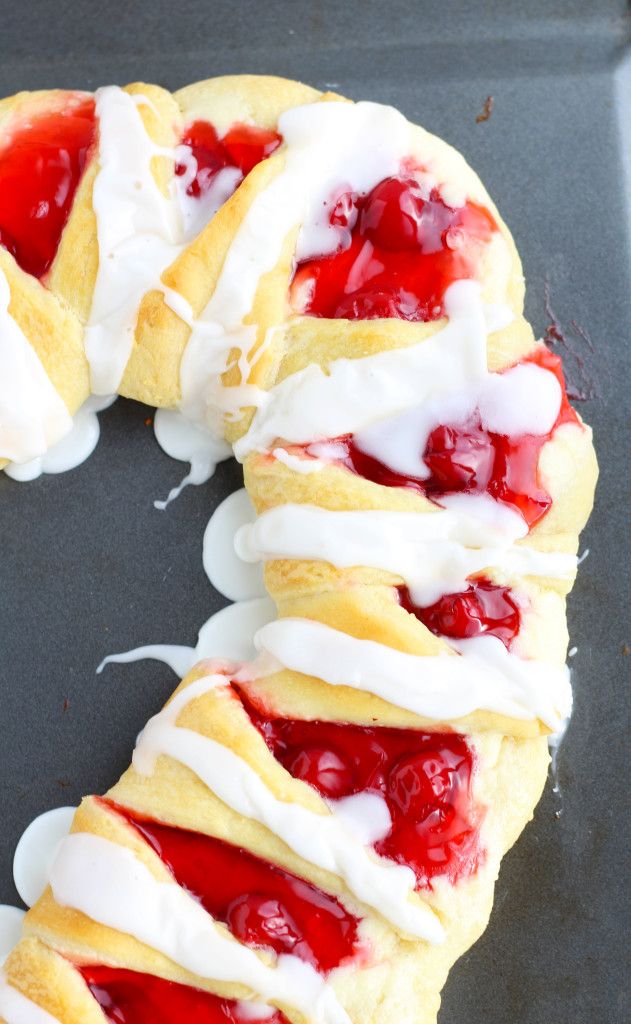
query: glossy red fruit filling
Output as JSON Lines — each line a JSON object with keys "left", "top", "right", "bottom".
{"left": 398, "top": 579, "right": 521, "bottom": 649}
{"left": 102, "top": 799, "right": 359, "bottom": 973}
{"left": 291, "top": 175, "right": 496, "bottom": 321}
{"left": 80, "top": 965, "right": 286, "bottom": 1024}
{"left": 323, "top": 347, "right": 580, "bottom": 530}
{"left": 177, "top": 120, "right": 282, "bottom": 198}
{"left": 239, "top": 697, "right": 480, "bottom": 889}
{"left": 0, "top": 96, "right": 96, "bottom": 278}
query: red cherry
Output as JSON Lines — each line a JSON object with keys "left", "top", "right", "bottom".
{"left": 423, "top": 419, "right": 495, "bottom": 493}
{"left": 400, "top": 580, "right": 521, "bottom": 648}
{"left": 359, "top": 176, "right": 426, "bottom": 251}
{"left": 387, "top": 751, "right": 454, "bottom": 818}
{"left": 222, "top": 123, "right": 282, "bottom": 176}
{"left": 288, "top": 746, "right": 353, "bottom": 797}
{"left": 227, "top": 894, "right": 300, "bottom": 953}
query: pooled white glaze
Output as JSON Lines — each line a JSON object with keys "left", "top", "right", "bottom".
{"left": 0, "top": 974, "right": 61, "bottom": 1024}
{"left": 203, "top": 489, "right": 265, "bottom": 601}
{"left": 153, "top": 407, "right": 230, "bottom": 509}
{"left": 12, "top": 807, "right": 76, "bottom": 909}
{"left": 0, "top": 909, "right": 24, "bottom": 965}
{"left": 133, "top": 673, "right": 444, "bottom": 943}
{"left": 97, "top": 597, "right": 276, "bottom": 678}
{"left": 0, "top": 269, "right": 72, "bottom": 464}
{"left": 85, "top": 86, "right": 185, "bottom": 395}
{"left": 179, "top": 100, "right": 412, "bottom": 430}
{"left": 50, "top": 833, "right": 349, "bottom": 1024}
{"left": 4, "top": 395, "right": 115, "bottom": 482}
{"left": 235, "top": 282, "right": 494, "bottom": 461}
{"left": 253, "top": 618, "right": 572, "bottom": 730}
{"left": 236, "top": 503, "right": 577, "bottom": 606}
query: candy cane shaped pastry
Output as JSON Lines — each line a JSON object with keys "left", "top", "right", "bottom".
{"left": 0, "top": 74, "right": 597, "bottom": 1024}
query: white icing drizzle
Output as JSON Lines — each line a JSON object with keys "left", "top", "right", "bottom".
{"left": 204, "top": 488, "right": 265, "bottom": 601}
{"left": 235, "top": 281, "right": 497, "bottom": 461}
{"left": 12, "top": 807, "right": 75, "bottom": 909}
{"left": 153, "top": 408, "right": 231, "bottom": 510}
{"left": 97, "top": 597, "right": 276, "bottom": 678}
{"left": 175, "top": 160, "right": 242, "bottom": 243}
{"left": 50, "top": 833, "right": 349, "bottom": 1024}
{"left": 85, "top": 86, "right": 186, "bottom": 395}
{"left": 0, "top": 269, "right": 72, "bottom": 464}
{"left": 4, "top": 395, "right": 115, "bottom": 482}
{"left": 0, "top": 909, "right": 24, "bottom": 965}
{"left": 179, "top": 100, "right": 412, "bottom": 430}
{"left": 253, "top": 619, "right": 572, "bottom": 730}
{"left": 133, "top": 674, "right": 445, "bottom": 943}
{"left": 236, "top": 503, "right": 577, "bottom": 606}
{"left": 353, "top": 360, "right": 561, "bottom": 481}
{"left": 0, "top": 974, "right": 61, "bottom": 1024}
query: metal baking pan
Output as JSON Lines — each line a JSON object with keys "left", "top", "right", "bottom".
{"left": 0, "top": 2, "right": 628, "bottom": 1021}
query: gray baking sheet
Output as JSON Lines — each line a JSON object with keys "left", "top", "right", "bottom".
{"left": 0, "top": 2, "right": 629, "bottom": 1021}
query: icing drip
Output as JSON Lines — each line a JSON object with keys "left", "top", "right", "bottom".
{"left": 0, "top": 973, "right": 61, "bottom": 1024}
{"left": 0, "top": 269, "right": 72, "bottom": 463}
{"left": 132, "top": 674, "right": 445, "bottom": 943}
{"left": 4, "top": 395, "right": 115, "bottom": 482}
{"left": 236, "top": 502, "right": 576, "bottom": 607}
{"left": 50, "top": 833, "right": 349, "bottom": 1024}
{"left": 97, "top": 597, "right": 275, "bottom": 678}
{"left": 85, "top": 86, "right": 186, "bottom": 395}
{"left": 253, "top": 619, "right": 572, "bottom": 729}
{"left": 153, "top": 408, "right": 231, "bottom": 510}
{"left": 13, "top": 807, "right": 75, "bottom": 908}
{"left": 203, "top": 489, "right": 266, "bottom": 601}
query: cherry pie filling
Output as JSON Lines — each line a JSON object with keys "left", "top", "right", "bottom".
{"left": 176, "top": 120, "right": 282, "bottom": 199}
{"left": 290, "top": 174, "right": 497, "bottom": 322}
{"left": 0, "top": 96, "right": 96, "bottom": 279}
{"left": 398, "top": 578, "right": 521, "bottom": 650}
{"left": 292, "top": 346, "right": 580, "bottom": 531}
{"left": 101, "top": 798, "right": 360, "bottom": 974}
{"left": 79, "top": 964, "right": 287, "bottom": 1024}
{"left": 239, "top": 691, "right": 481, "bottom": 890}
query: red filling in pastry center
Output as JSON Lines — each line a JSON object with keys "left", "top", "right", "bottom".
{"left": 398, "top": 578, "right": 521, "bottom": 649}
{"left": 101, "top": 798, "right": 360, "bottom": 973}
{"left": 291, "top": 174, "right": 497, "bottom": 322}
{"left": 0, "top": 95, "right": 96, "bottom": 279}
{"left": 80, "top": 965, "right": 287, "bottom": 1024}
{"left": 238, "top": 698, "right": 481, "bottom": 890}
{"left": 306, "top": 347, "right": 579, "bottom": 529}
{"left": 176, "top": 120, "right": 282, "bottom": 198}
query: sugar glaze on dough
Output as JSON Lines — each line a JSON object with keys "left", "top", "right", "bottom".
{"left": 0, "top": 73, "right": 597, "bottom": 1024}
